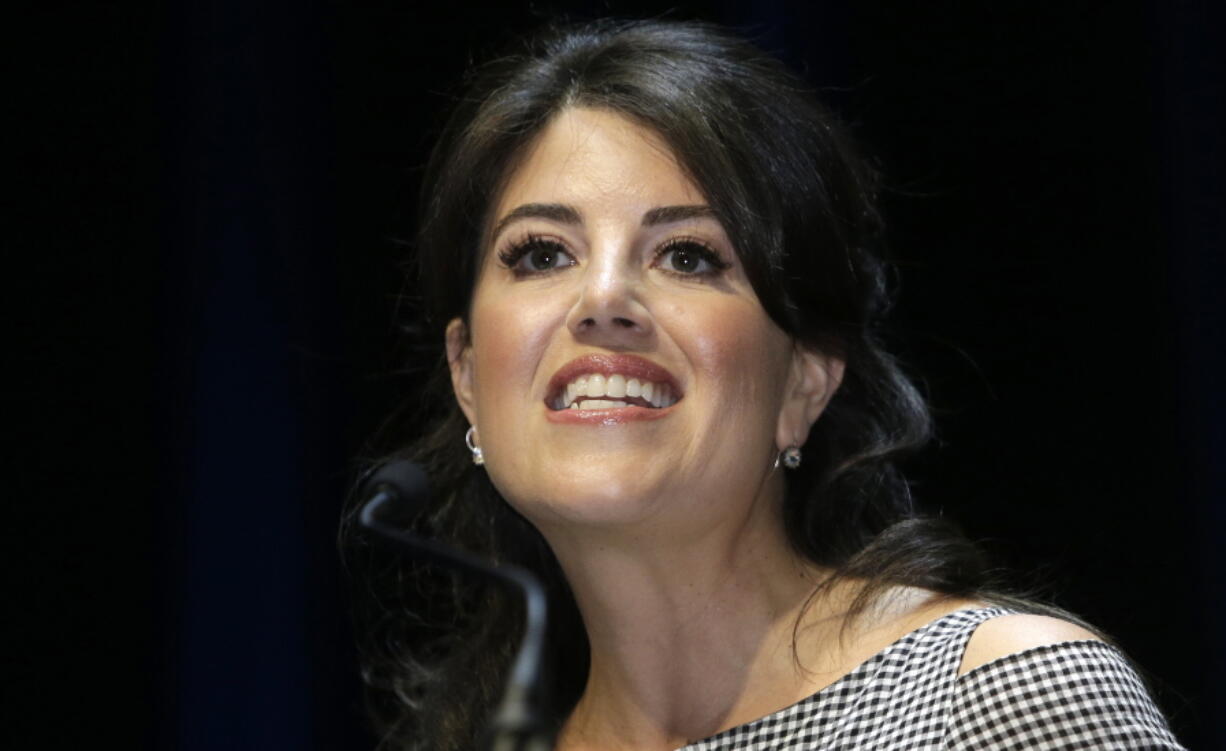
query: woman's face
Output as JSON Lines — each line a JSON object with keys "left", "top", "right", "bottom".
{"left": 448, "top": 107, "right": 839, "bottom": 540}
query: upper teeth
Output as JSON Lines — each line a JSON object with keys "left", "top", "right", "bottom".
{"left": 557, "top": 374, "right": 677, "bottom": 410}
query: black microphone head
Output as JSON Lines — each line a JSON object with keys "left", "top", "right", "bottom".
{"left": 360, "top": 459, "right": 431, "bottom": 522}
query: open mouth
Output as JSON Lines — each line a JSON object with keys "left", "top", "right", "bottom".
{"left": 546, "top": 354, "right": 682, "bottom": 412}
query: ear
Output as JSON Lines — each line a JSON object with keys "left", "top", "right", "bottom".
{"left": 776, "top": 344, "right": 845, "bottom": 452}
{"left": 446, "top": 318, "right": 478, "bottom": 425}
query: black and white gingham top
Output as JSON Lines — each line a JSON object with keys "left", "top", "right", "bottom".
{"left": 681, "top": 608, "right": 1183, "bottom": 750}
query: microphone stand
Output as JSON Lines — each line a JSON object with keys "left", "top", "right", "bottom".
{"left": 359, "top": 481, "right": 554, "bottom": 751}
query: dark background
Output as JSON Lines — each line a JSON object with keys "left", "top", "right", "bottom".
{"left": 14, "top": 1, "right": 1222, "bottom": 749}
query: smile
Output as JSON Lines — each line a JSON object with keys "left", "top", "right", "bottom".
{"left": 552, "top": 374, "right": 677, "bottom": 410}
{"left": 546, "top": 354, "right": 683, "bottom": 413}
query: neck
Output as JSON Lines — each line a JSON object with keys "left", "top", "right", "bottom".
{"left": 543, "top": 491, "right": 839, "bottom": 750}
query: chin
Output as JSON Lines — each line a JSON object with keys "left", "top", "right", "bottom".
{"left": 498, "top": 465, "right": 673, "bottom": 531}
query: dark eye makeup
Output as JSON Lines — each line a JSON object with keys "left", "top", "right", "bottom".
{"left": 652, "top": 237, "right": 731, "bottom": 277}
{"left": 495, "top": 233, "right": 732, "bottom": 279}
{"left": 497, "top": 236, "right": 576, "bottom": 275}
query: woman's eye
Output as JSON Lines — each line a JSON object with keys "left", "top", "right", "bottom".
{"left": 656, "top": 240, "right": 729, "bottom": 276}
{"left": 499, "top": 238, "right": 575, "bottom": 275}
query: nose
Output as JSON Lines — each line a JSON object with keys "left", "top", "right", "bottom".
{"left": 565, "top": 252, "right": 654, "bottom": 347}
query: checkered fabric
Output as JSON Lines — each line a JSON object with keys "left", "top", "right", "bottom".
{"left": 681, "top": 608, "right": 1182, "bottom": 750}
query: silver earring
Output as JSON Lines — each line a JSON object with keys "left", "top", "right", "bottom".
{"left": 778, "top": 446, "right": 801, "bottom": 470}
{"left": 465, "top": 426, "right": 484, "bottom": 466}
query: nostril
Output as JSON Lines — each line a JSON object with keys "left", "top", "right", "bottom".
{"left": 570, "top": 312, "right": 650, "bottom": 338}
{"left": 577, "top": 316, "right": 638, "bottom": 330}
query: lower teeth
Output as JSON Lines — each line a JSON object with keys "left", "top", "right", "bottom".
{"left": 573, "top": 399, "right": 629, "bottom": 409}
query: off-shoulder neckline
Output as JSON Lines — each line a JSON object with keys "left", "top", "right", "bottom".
{"left": 680, "top": 606, "right": 1012, "bottom": 748}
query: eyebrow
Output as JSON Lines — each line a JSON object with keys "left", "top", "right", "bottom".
{"left": 641, "top": 204, "right": 716, "bottom": 226}
{"left": 491, "top": 202, "right": 717, "bottom": 239}
{"left": 491, "top": 203, "right": 581, "bottom": 239}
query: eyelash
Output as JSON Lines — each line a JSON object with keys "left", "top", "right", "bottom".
{"left": 496, "top": 234, "right": 731, "bottom": 278}
{"left": 497, "top": 235, "right": 574, "bottom": 276}
{"left": 654, "top": 236, "right": 731, "bottom": 277}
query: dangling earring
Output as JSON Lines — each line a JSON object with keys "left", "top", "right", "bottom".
{"left": 776, "top": 445, "right": 801, "bottom": 470}
{"left": 465, "top": 426, "right": 485, "bottom": 466}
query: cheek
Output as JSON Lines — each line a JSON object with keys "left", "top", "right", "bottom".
{"left": 686, "top": 298, "right": 791, "bottom": 400}
{"left": 665, "top": 296, "right": 793, "bottom": 497}
{"left": 468, "top": 289, "right": 558, "bottom": 414}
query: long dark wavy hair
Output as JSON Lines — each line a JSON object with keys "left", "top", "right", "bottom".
{"left": 340, "top": 18, "right": 1057, "bottom": 751}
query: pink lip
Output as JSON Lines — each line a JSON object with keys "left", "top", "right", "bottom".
{"left": 546, "top": 403, "right": 676, "bottom": 425}
{"left": 544, "top": 353, "right": 683, "bottom": 420}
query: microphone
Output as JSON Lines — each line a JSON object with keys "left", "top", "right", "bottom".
{"left": 358, "top": 461, "right": 553, "bottom": 751}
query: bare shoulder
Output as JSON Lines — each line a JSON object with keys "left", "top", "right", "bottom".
{"left": 958, "top": 613, "right": 1103, "bottom": 676}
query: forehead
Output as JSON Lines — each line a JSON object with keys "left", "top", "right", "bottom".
{"left": 492, "top": 107, "right": 708, "bottom": 220}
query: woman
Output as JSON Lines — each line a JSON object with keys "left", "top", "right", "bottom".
{"left": 344, "top": 19, "right": 1182, "bottom": 750}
